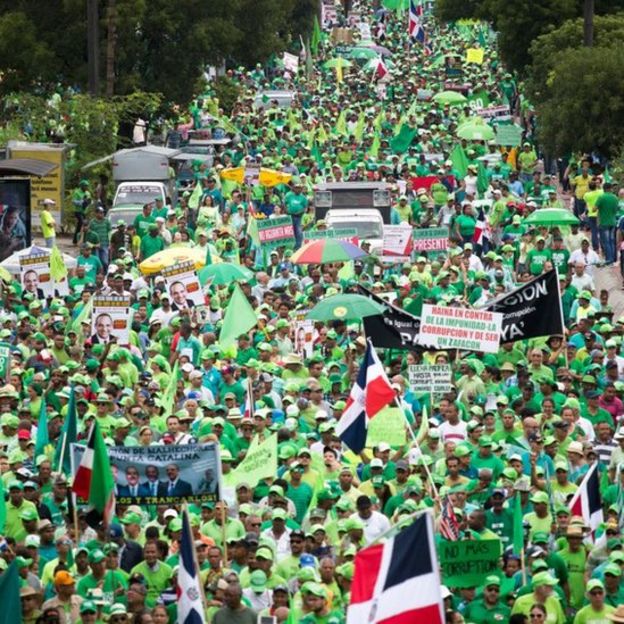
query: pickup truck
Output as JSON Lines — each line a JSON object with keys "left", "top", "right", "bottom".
{"left": 109, "top": 182, "right": 168, "bottom": 225}
{"left": 325, "top": 209, "right": 384, "bottom": 256}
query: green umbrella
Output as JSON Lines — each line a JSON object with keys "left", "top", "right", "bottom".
{"left": 323, "top": 58, "right": 353, "bottom": 70}
{"left": 347, "top": 47, "right": 379, "bottom": 60}
{"left": 457, "top": 124, "right": 495, "bottom": 141}
{"left": 198, "top": 263, "right": 253, "bottom": 286}
{"left": 433, "top": 90, "right": 467, "bottom": 105}
{"left": 306, "top": 294, "right": 386, "bottom": 321}
{"left": 523, "top": 209, "right": 580, "bottom": 227}
{"left": 381, "top": 0, "right": 409, "bottom": 9}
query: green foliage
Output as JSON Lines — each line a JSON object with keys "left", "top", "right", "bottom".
{"left": 212, "top": 77, "right": 242, "bottom": 116}
{"left": 528, "top": 13, "right": 624, "bottom": 101}
{"left": 534, "top": 45, "right": 624, "bottom": 157}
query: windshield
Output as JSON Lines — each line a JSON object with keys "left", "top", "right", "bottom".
{"left": 114, "top": 185, "right": 163, "bottom": 207}
{"left": 328, "top": 220, "right": 383, "bottom": 239}
{"left": 108, "top": 208, "right": 141, "bottom": 225}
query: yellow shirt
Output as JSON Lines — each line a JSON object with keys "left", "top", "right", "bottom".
{"left": 573, "top": 174, "right": 591, "bottom": 200}
{"left": 584, "top": 189, "right": 603, "bottom": 217}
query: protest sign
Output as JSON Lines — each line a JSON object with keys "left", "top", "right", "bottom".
{"left": 366, "top": 406, "right": 406, "bottom": 447}
{"left": 0, "top": 342, "right": 10, "bottom": 382}
{"left": 250, "top": 215, "right": 295, "bottom": 250}
{"left": 483, "top": 269, "right": 563, "bottom": 343}
{"left": 416, "top": 89, "right": 433, "bottom": 100}
{"left": 418, "top": 305, "right": 503, "bottom": 353}
{"left": 408, "top": 365, "right": 453, "bottom": 394}
{"left": 294, "top": 310, "right": 315, "bottom": 358}
{"left": 162, "top": 260, "right": 203, "bottom": 311}
{"left": 304, "top": 227, "right": 358, "bottom": 243}
{"left": 409, "top": 175, "right": 439, "bottom": 191}
{"left": 467, "top": 90, "right": 491, "bottom": 111}
{"left": 439, "top": 539, "right": 501, "bottom": 588}
{"left": 226, "top": 433, "right": 277, "bottom": 489}
{"left": 465, "top": 48, "right": 484, "bottom": 64}
{"left": 91, "top": 295, "right": 131, "bottom": 345}
{"left": 412, "top": 227, "right": 449, "bottom": 252}
{"left": 475, "top": 104, "right": 512, "bottom": 123}
{"left": 358, "top": 285, "right": 423, "bottom": 350}
{"left": 20, "top": 252, "right": 53, "bottom": 298}
{"left": 495, "top": 124, "right": 524, "bottom": 147}
{"left": 382, "top": 225, "right": 413, "bottom": 262}
{"left": 282, "top": 52, "right": 299, "bottom": 74}
{"left": 243, "top": 164, "right": 261, "bottom": 186}
{"left": 71, "top": 442, "right": 221, "bottom": 505}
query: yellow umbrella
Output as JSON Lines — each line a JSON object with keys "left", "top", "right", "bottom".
{"left": 139, "top": 247, "right": 222, "bottom": 275}
{"left": 220, "top": 167, "right": 292, "bottom": 187}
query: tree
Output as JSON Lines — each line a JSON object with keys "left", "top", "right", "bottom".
{"left": 533, "top": 45, "right": 624, "bottom": 157}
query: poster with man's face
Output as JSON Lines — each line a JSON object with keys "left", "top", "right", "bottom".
{"left": 0, "top": 178, "right": 31, "bottom": 263}
{"left": 20, "top": 253, "right": 53, "bottom": 299}
{"left": 162, "top": 260, "right": 203, "bottom": 312}
{"left": 91, "top": 295, "right": 131, "bottom": 345}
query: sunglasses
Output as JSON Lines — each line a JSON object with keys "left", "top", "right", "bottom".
{"left": 589, "top": 589, "right": 604, "bottom": 595}
{"left": 110, "top": 617, "right": 128, "bottom": 623}
{"left": 485, "top": 586, "right": 499, "bottom": 592}
{"left": 530, "top": 614, "right": 544, "bottom": 619}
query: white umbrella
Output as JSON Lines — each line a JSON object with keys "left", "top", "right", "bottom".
{"left": 0, "top": 245, "right": 77, "bottom": 275}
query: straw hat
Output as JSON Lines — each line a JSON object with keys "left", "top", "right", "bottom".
{"left": 607, "top": 605, "right": 624, "bottom": 623}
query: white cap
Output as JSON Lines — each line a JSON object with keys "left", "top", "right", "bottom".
{"left": 42, "top": 198, "right": 56, "bottom": 205}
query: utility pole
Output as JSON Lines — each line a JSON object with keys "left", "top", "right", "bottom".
{"left": 87, "top": 0, "right": 100, "bottom": 95}
{"left": 105, "top": 0, "right": 117, "bottom": 97}
{"left": 583, "top": 0, "right": 594, "bottom": 47}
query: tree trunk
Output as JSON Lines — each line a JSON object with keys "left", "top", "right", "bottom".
{"left": 87, "top": 0, "right": 100, "bottom": 95}
{"left": 105, "top": 0, "right": 117, "bottom": 97}
{"left": 583, "top": 0, "right": 594, "bottom": 47}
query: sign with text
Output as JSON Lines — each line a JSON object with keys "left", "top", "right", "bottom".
{"left": 254, "top": 215, "right": 295, "bottom": 250}
{"left": 408, "top": 365, "right": 453, "bottom": 394}
{"left": 71, "top": 442, "right": 222, "bottom": 506}
{"left": 162, "top": 260, "right": 203, "bottom": 311}
{"left": 20, "top": 253, "right": 53, "bottom": 298}
{"left": 495, "top": 124, "right": 524, "bottom": 147}
{"left": 304, "top": 228, "right": 358, "bottom": 243}
{"left": 382, "top": 225, "right": 413, "bottom": 262}
{"left": 91, "top": 295, "right": 131, "bottom": 346}
{"left": 475, "top": 104, "right": 512, "bottom": 123}
{"left": 412, "top": 227, "right": 449, "bottom": 252}
{"left": 418, "top": 305, "right": 503, "bottom": 353}
{"left": 439, "top": 539, "right": 501, "bottom": 588}
{"left": 0, "top": 342, "right": 11, "bottom": 382}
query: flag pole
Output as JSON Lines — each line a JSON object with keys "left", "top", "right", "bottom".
{"left": 221, "top": 502, "right": 228, "bottom": 566}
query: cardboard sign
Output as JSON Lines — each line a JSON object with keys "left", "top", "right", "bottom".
{"left": 418, "top": 305, "right": 503, "bottom": 353}
{"left": 20, "top": 253, "right": 53, "bottom": 298}
{"left": 252, "top": 215, "right": 295, "bottom": 250}
{"left": 465, "top": 48, "right": 484, "bottom": 64}
{"left": 495, "top": 124, "right": 524, "bottom": 147}
{"left": 412, "top": 227, "right": 449, "bottom": 252}
{"left": 91, "top": 295, "right": 132, "bottom": 346}
{"left": 408, "top": 364, "right": 453, "bottom": 394}
{"left": 162, "top": 260, "right": 203, "bottom": 311}
{"left": 439, "top": 539, "right": 502, "bottom": 588}
{"left": 283, "top": 52, "right": 299, "bottom": 74}
{"left": 367, "top": 406, "right": 407, "bottom": 447}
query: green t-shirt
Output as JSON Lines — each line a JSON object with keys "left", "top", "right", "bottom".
{"left": 284, "top": 191, "right": 308, "bottom": 216}
{"left": 559, "top": 546, "right": 588, "bottom": 609}
{"left": 456, "top": 214, "right": 476, "bottom": 237}
{"left": 596, "top": 192, "right": 618, "bottom": 227}
{"left": 129, "top": 560, "right": 172, "bottom": 607}
{"left": 526, "top": 248, "right": 552, "bottom": 275}
{"left": 464, "top": 598, "right": 511, "bottom": 624}
{"left": 572, "top": 603, "right": 614, "bottom": 624}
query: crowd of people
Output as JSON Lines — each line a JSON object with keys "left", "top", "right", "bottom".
{"left": 3, "top": 1, "right": 624, "bottom": 624}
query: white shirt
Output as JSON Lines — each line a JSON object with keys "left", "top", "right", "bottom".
{"left": 354, "top": 510, "right": 391, "bottom": 545}
{"left": 569, "top": 248, "right": 601, "bottom": 276}
{"left": 438, "top": 420, "right": 468, "bottom": 443}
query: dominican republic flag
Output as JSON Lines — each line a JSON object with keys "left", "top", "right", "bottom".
{"left": 177, "top": 509, "right": 206, "bottom": 624}
{"left": 408, "top": 0, "right": 423, "bottom": 38}
{"left": 72, "top": 420, "right": 115, "bottom": 527}
{"left": 243, "top": 377, "right": 255, "bottom": 419}
{"left": 336, "top": 341, "right": 396, "bottom": 453}
{"left": 569, "top": 462, "right": 603, "bottom": 533}
{"left": 473, "top": 207, "right": 491, "bottom": 246}
{"left": 347, "top": 513, "right": 445, "bottom": 624}
{"left": 373, "top": 59, "right": 388, "bottom": 80}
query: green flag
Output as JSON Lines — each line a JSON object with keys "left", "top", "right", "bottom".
{"left": 220, "top": 284, "right": 257, "bottom": 349}
{"left": 311, "top": 16, "right": 322, "bottom": 55}
{"left": 35, "top": 397, "right": 51, "bottom": 459}
{"left": 188, "top": 182, "right": 203, "bottom": 210}
{"left": 226, "top": 433, "right": 278, "bottom": 489}
{"left": 0, "top": 562, "right": 20, "bottom": 624}
{"left": 354, "top": 112, "right": 366, "bottom": 143}
{"left": 54, "top": 386, "right": 77, "bottom": 476}
{"left": 0, "top": 480, "right": 5, "bottom": 534}
{"left": 390, "top": 124, "right": 417, "bottom": 154}
{"left": 160, "top": 360, "right": 179, "bottom": 418}
{"left": 450, "top": 143, "right": 469, "bottom": 178}
{"left": 333, "top": 110, "right": 348, "bottom": 137}
{"left": 368, "top": 133, "right": 381, "bottom": 159}
{"left": 67, "top": 297, "right": 93, "bottom": 335}
{"left": 512, "top": 493, "right": 524, "bottom": 556}
{"left": 49, "top": 245, "right": 67, "bottom": 281}
{"left": 477, "top": 161, "right": 489, "bottom": 195}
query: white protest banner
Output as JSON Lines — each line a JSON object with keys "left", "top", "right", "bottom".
{"left": 382, "top": 224, "right": 413, "bottom": 262}
{"left": 283, "top": 52, "right": 299, "bottom": 74}
{"left": 20, "top": 253, "right": 54, "bottom": 299}
{"left": 408, "top": 364, "right": 453, "bottom": 394}
{"left": 475, "top": 104, "right": 512, "bottom": 123}
{"left": 243, "top": 164, "right": 261, "bottom": 186}
{"left": 162, "top": 260, "right": 203, "bottom": 311}
{"left": 91, "top": 295, "right": 131, "bottom": 345}
{"left": 417, "top": 304, "right": 503, "bottom": 353}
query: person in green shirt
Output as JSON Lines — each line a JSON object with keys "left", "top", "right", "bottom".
{"left": 284, "top": 181, "right": 308, "bottom": 248}
{"left": 72, "top": 179, "right": 91, "bottom": 244}
{"left": 596, "top": 184, "right": 619, "bottom": 264}
{"left": 129, "top": 542, "right": 172, "bottom": 608}
{"left": 559, "top": 525, "right": 589, "bottom": 610}
{"left": 5, "top": 480, "right": 38, "bottom": 542}
{"left": 573, "top": 579, "right": 614, "bottom": 624}
{"left": 140, "top": 224, "right": 166, "bottom": 260}
{"left": 463, "top": 575, "right": 511, "bottom": 624}
{"left": 454, "top": 205, "right": 477, "bottom": 243}
{"left": 511, "top": 571, "right": 566, "bottom": 623}
{"left": 133, "top": 203, "right": 155, "bottom": 238}
{"left": 77, "top": 549, "right": 128, "bottom": 607}
{"left": 76, "top": 245, "right": 103, "bottom": 282}
{"left": 526, "top": 237, "right": 552, "bottom": 275}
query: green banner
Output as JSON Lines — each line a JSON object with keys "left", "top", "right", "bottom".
{"left": 226, "top": 433, "right": 278, "bottom": 489}
{"left": 0, "top": 342, "right": 10, "bottom": 382}
{"left": 412, "top": 227, "right": 449, "bottom": 252}
{"left": 467, "top": 89, "right": 491, "bottom": 111}
{"left": 304, "top": 228, "right": 357, "bottom": 241}
{"left": 495, "top": 124, "right": 524, "bottom": 147}
{"left": 439, "top": 539, "right": 501, "bottom": 588}
{"left": 366, "top": 406, "right": 406, "bottom": 447}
